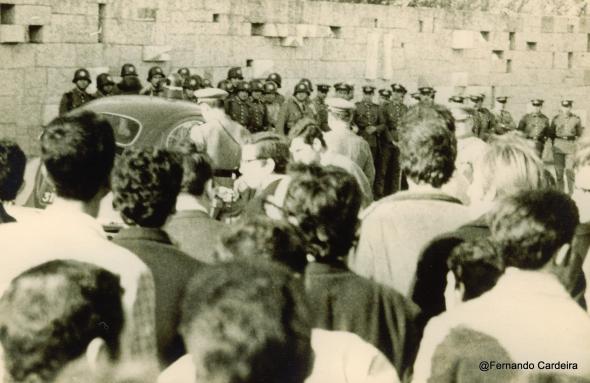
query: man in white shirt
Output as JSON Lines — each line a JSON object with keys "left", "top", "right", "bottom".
{"left": 0, "top": 111, "right": 157, "bottom": 361}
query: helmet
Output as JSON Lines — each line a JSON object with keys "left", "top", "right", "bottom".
{"left": 73, "top": 68, "right": 91, "bottom": 83}
{"left": 293, "top": 82, "right": 311, "bottom": 96}
{"left": 263, "top": 81, "right": 278, "bottom": 94}
{"left": 120, "top": 63, "right": 138, "bottom": 77}
{"left": 298, "top": 78, "right": 313, "bottom": 92}
{"left": 184, "top": 74, "right": 202, "bottom": 91}
{"left": 267, "top": 73, "right": 282, "bottom": 88}
{"left": 227, "top": 67, "right": 244, "bottom": 80}
{"left": 147, "top": 66, "right": 165, "bottom": 81}
{"left": 177, "top": 67, "right": 191, "bottom": 78}
{"left": 201, "top": 78, "right": 212, "bottom": 88}
{"left": 96, "top": 73, "right": 115, "bottom": 89}
{"left": 250, "top": 79, "right": 264, "bottom": 92}
{"left": 217, "top": 79, "right": 235, "bottom": 93}
{"left": 236, "top": 80, "right": 251, "bottom": 93}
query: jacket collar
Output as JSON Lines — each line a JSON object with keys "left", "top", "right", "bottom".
{"left": 116, "top": 226, "right": 173, "bottom": 245}
{"left": 378, "top": 189, "right": 463, "bottom": 205}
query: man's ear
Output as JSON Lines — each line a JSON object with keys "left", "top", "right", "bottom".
{"left": 554, "top": 243, "right": 571, "bottom": 266}
{"left": 311, "top": 138, "right": 323, "bottom": 152}
{"left": 265, "top": 158, "right": 276, "bottom": 174}
{"left": 86, "top": 337, "right": 109, "bottom": 372}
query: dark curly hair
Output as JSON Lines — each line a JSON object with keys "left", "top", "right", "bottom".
{"left": 283, "top": 163, "right": 361, "bottom": 261}
{"left": 0, "top": 260, "right": 124, "bottom": 383}
{"left": 0, "top": 139, "right": 26, "bottom": 201}
{"left": 399, "top": 106, "right": 457, "bottom": 187}
{"left": 179, "top": 260, "right": 313, "bottom": 383}
{"left": 287, "top": 118, "right": 326, "bottom": 148}
{"left": 111, "top": 147, "right": 183, "bottom": 228}
{"left": 41, "top": 111, "right": 116, "bottom": 201}
{"left": 216, "top": 216, "right": 308, "bottom": 274}
{"left": 490, "top": 189, "right": 579, "bottom": 270}
{"left": 244, "top": 132, "right": 290, "bottom": 174}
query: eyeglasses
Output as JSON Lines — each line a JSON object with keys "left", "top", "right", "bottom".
{"left": 240, "top": 157, "right": 267, "bottom": 165}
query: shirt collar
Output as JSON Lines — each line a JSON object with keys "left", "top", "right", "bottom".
{"left": 115, "top": 226, "right": 173, "bottom": 244}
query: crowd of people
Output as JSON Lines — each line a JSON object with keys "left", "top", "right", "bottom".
{"left": 0, "top": 62, "right": 588, "bottom": 383}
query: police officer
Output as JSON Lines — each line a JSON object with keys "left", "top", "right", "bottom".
{"left": 344, "top": 82, "right": 355, "bottom": 101}
{"left": 468, "top": 94, "right": 496, "bottom": 141}
{"left": 298, "top": 78, "right": 314, "bottom": 96}
{"left": 377, "top": 83, "right": 408, "bottom": 197}
{"left": 201, "top": 78, "right": 213, "bottom": 88}
{"left": 263, "top": 81, "right": 281, "bottom": 130}
{"left": 313, "top": 84, "right": 330, "bottom": 131}
{"left": 227, "top": 67, "right": 244, "bottom": 89}
{"left": 228, "top": 80, "right": 251, "bottom": 127}
{"left": 354, "top": 85, "right": 384, "bottom": 192}
{"left": 550, "top": 100, "right": 584, "bottom": 193}
{"left": 59, "top": 68, "right": 94, "bottom": 116}
{"left": 334, "top": 82, "right": 349, "bottom": 100}
{"left": 266, "top": 72, "right": 285, "bottom": 104}
{"left": 94, "top": 73, "right": 115, "bottom": 99}
{"left": 183, "top": 74, "right": 202, "bottom": 102}
{"left": 177, "top": 67, "right": 191, "bottom": 80}
{"left": 448, "top": 95, "right": 465, "bottom": 106}
{"left": 418, "top": 86, "right": 435, "bottom": 105}
{"left": 517, "top": 99, "right": 551, "bottom": 158}
{"left": 248, "top": 80, "right": 269, "bottom": 133}
{"left": 115, "top": 63, "right": 142, "bottom": 95}
{"left": 378, "top": 89, "right": 392, "bottom": 105}
{"left": 276, "top": 82, "right": 316, "bottom": 136}
{"left": 492, "top": 96, "right": 516, "bottom": 135}
{"left": 140, "top": 66, "right": 166, "bottom": 96}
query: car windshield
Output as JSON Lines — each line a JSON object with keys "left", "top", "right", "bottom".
{"left": 99, "top": 113, "right": 142, "bottom": 146}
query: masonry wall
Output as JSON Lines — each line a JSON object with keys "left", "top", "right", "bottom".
{"left": 1, "top": 0, "right": 590, "bottom": 154}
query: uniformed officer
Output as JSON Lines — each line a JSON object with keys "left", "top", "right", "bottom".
{"left": 201, "top": 78, "right": 213, "bottom": 88}
{"left": 378, "top": 89, "right": 392, "bottom": 104}
{"left": 266, "top": 72, "right": 285, "bottom": 104}
{"left": 248, "top": 80, "right": 269, "bottom": 133}
{"left": 344, "top": 82, "right": 355, "bottom": 101}
{"left": 517, "top": 99, "right": 551, "bottom": 158}
{"left": 140, "top": 66, "right": 166, "bottom": 96}
{"left": 263, "top": 81, "right": 281, "bottom": 131}
{"left": 94, "top": 73, "right": 115, "bottom": 99}
{"left": 550, "top": 100, "right": 584, "bottom": 194}
{"left": 227, "top": 67, "right": 244, "bottom": 88}
{"left": 298, "top": 78, "right": 314, "bottom": 96}
{"left": 468, "top": 94, "right": 496, "bottom": 141}
{"left": 183, "top": 74, "right": 202, "bottom": 102}
{"left": 377, "top": 83, "right": 408, "bottom": 197}
{"left": 313, "top": 84, "right": 330, "bottom": 131}
{"left": 334, "top": 82, "right": 349, "bottom": 100}
{"left": 448, "top": 95, "right": 465, "bottom": 106}
{"left": 418, "top": 86, "right": 435, "bottom": 105}
{"left": 228, "top": 80, "right": 251, "bottom": 127}
{"left": 354, "top": 85, "right": 384, "bottom": 192}
{"left": 59, "top": 68, "right": 94, "bottom": 116}
{"left": 177, "top": 67, "right": 191, "bottom": 80}
{"left": 492, "top": 96, "right": 516, "bottom": 135}
{"left": 115, "top": 63, "right": 142, "bottom": 95}
{"left": 276, "top": 82, "right": 316, "bottom": 136}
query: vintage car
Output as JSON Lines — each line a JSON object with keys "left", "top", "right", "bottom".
{"left": 16, "top": 95, "right": 207, "bottom": 210}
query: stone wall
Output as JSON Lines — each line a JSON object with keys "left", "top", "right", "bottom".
{"left": 1, "top": 0, "right": 590, "bottom": 154}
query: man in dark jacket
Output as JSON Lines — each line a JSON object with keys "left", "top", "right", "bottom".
{"left": 59, "top": 68, "right": 94, "bottom": 115}
{"left": 111, "top": 147, "right": 203, "bottom": 368}
{"left": 283, "top": 163, "right": 420, "bottom": 380}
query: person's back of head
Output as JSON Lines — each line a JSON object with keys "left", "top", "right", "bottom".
{"left": 0, "top": 260, "right": 124, "bottom": 383}
{"left": 172, "top": 141, "right": 213, "bottom": 198}
{"left": 41, "top": 111, "right": 116, "bottom": 202}
{"left": 244, "top": 132, "right": 290, "bottom": 175}
{"left": 288, "top": 118, "right": 326, "bottom": 148}
{"left": 399, "top": 105, "right": 457, "bottom": 188}
{"left": 179, "top": 260, "right": 313, "bottom": 383}
{"left": 111, "top": 147, "right": 183, "bottom": 228}
{"left": 446, "top": 239, "right": 504, "bottom": 306}
{"left": 283, "top": 163, "right": 361, "bottom": 261}
{"left": 0, "top": 139, "right": 26, "bottom": 202}
{"left": 469, "top": 133, "right": 547, "bottom": 204}
{"left": 215, "top": 216, "right": 308, "bottom": 274}
{"left": 490, "top": 189, "right": 579, "bottom": 272}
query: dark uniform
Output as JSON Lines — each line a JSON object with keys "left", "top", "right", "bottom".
{"left": 469, "top": 95, "right": 496, "bottom": 141}
{"left": 517, "top": 99, "right": 551, "bottom": 158}
{"left": 114, "top": 63, "right": 142, "bottom": 95}
{"left": 227, "top": 81, "right": 252, "bottom": 128}
{"left": 140, "top": 66, "right": 166, "bottom": 97}
{"left": 59, "top": 68, "right": 94, "bottom": 116}
{"left": 448, "top": 95, "right": 465, "bottom": 106}
{"left": 312, "top": 84, "right": 330, "bottom": 131}
{"left": 550, "top": 100, "right": 584, "bottom": 194}
{"left": 378, "top": 83, "right": 408, "bottom": 197}
{"left": 93, "top": 73, "right": 115, "bottom": 99}
{"left": 267, "top": 72, "right": 285, "bottom": 105}
{"left": 276, "top": 83, "right": 316, "bottom": 136}
{"left": 263, "top": 81, "right": 281, "bottom": 130}
{"left": 247, "top": 80, "right": 269, "bottom": 133}
{"left": 492, "top": 97, "right": 516, "bottom": 135}
{"left": 354, "top": 86, "right": 384, "bottom": 192}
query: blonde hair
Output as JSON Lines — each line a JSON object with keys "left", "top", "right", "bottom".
{"left": 475, "top": 133, "right": 547, "bottom": 199}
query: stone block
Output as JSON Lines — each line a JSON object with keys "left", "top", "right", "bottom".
{"left": 451, "top": 30, "right": 474, "bottom": 49}
{"left": 51, "top": 0, "right": 93, "bottom": 15}
{"left": 489, "top": 31, "right": 510, "bottom": 51}
{"left": 450, "top": 72, "right": 468, "bottom": 86}
{"left": 365, "top": 32, "right": 379, "bottom": 80}
{"left": 45, "top": 14, "right": 98, "bottom": 44}
{"left": 554, "top": 52, "right": 569, "bottom": 69}
{"left": 322, "top": 39, "right": 364, "bottom": 61}
{"left": 0, "top": 69, "right": 23, "bottom": 96}
{"left": 0, "top": 25, "right": 26, "bottom": 43}
{"left": 523, "top": 15, "right": 541, "bottom": 32}
{"left": 0, "top": 96, "right": 18, "bottom": 123}
{"left": 541, "top": 16, "right": 554, "bottom": 33}
{"left": 579, "top": 18, "right": 590, "bottom": 33}
{"left": 12, "top": 5, "right": 51, "bottom": 25}
{"left": 42, "top": 104, "right": 59, "bottom": 125}
{"left": 553, "top": 17, "right": 572, "bottom": 33}
{"left": 74, "top": 44, "right": 104, "bottom": 67}
{"left": 142, "top": 45, "right": 172, "bottom": 62}
{"left": 35, "top": 44, "right": 77, "bottom": 67}
{"left": 0, "top": 44, "right": 34, "bottom": 68}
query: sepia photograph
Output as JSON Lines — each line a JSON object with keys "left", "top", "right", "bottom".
{"left": 0, "top": 0, "right": 589, "bottom": 382}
